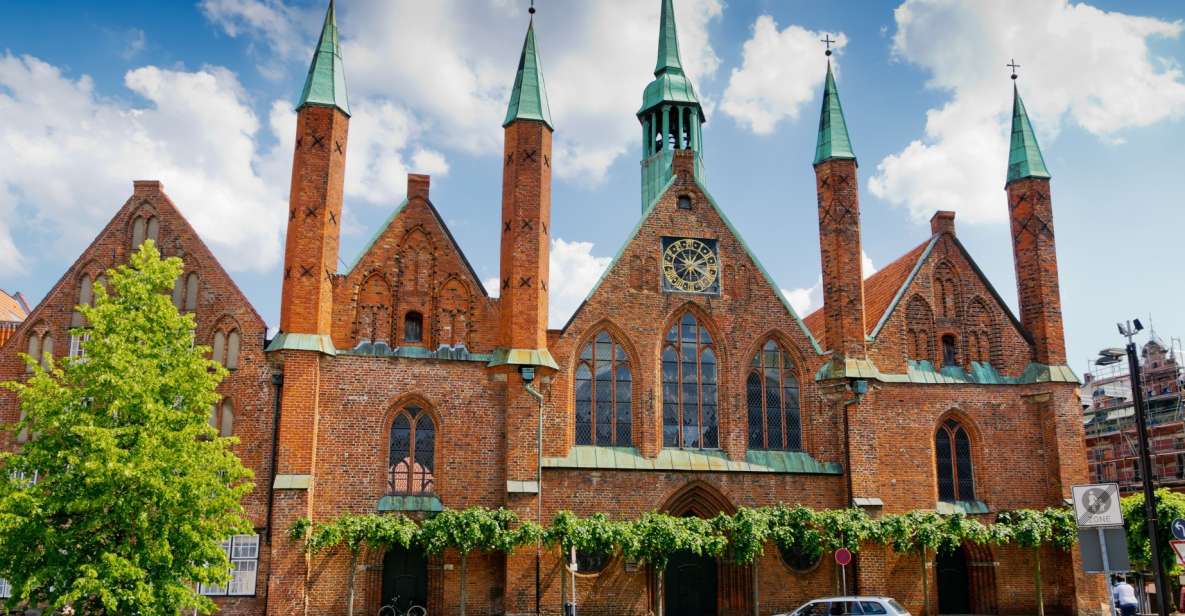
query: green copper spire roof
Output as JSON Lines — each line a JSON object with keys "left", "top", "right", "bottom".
{"left": 655, "top": 0, "right": 684, "bottom": 76}
{"left": 813, "top": 62, "right": 856, "bottom": 165}
{"left": 1006, "top": 84, "right": 1051, "bottom": 184}
{"left": 503, "top": 20, "right": 553, "bottom": 130}
{"left": 297, "top": 0, "right": 350, "bottom": 116}
{"left": 638, "top": 0, "right": 703, "bottom": 118}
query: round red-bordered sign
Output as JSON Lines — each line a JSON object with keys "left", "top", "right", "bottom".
{"left": 834, "top": 548, "right": 852, "bottom": 566}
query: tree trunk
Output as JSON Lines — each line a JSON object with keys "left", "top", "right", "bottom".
{"left": 347, "top": 551, "right": 359, "bottom": 616}
{"left": 461, "top": 551, "right": 468, "bottom": 616}
{"left": 751, "top": 560, "right": 760, "bottom": 616}
{"left": 656, "top": 566, "right": 665, "bottom": 616}
{"left": 1034, "top": 546, "right": 1044, "bottom": 616}
{"left": 920, "top": 548, "right": 929, "bottom": 616}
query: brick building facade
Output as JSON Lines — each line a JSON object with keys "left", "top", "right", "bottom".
{"left": 0, "top": 1, "right": 1106, "bottom": 614}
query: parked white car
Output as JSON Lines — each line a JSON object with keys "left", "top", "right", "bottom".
{"left": 776, "top": 596, "right": 912, "bottom": 616}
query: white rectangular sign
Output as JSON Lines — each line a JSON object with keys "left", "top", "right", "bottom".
{"left": 1072, "top": 483, "right": 1123, "bottom": 528}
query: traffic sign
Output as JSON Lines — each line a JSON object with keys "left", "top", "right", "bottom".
{"left": 1171, "top": 540, "right": 1185, "bottom": 567}
{"left": 1072, "top": 483, "right": 1123, "bottom": 527}
{"left": 1173, "top": 519, "right": 1185, "bottom": 541}
{"left": 834, "top": 548, "right": 852, "bottom": 566}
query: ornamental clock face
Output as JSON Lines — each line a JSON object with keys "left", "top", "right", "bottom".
{"left": 661, "top": 237, "right": 721, "bottom": 294}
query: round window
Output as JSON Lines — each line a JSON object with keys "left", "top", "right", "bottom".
{"left": 574, "top": 550, "right": 612, "bottom": 575}
{"left": 778, "top": 543, "right": 822, "bottom": 573}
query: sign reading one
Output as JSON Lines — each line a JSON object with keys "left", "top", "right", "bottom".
{"left": 834, "top": 548, "right": 852, "bottom": 567}
{"left": 1072, "top": 483, "right": 1122, "bottom": 528}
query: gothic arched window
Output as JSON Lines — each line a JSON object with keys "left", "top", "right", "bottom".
{"left": 404, "top": 311, "right": 424, "bottom": 343}
{"left": 942, "top": 334, "right": 958, "bottom": 367}
{"left": 388, "top": 404, "right": 435, "bottom": 495}
{"left": 212, "top": 323, "right": 242, "bottom": 370}
{"left": 173, "top": 272, "right": 200, "bottom": 313}
{"left": 574, "top": 330, "right": 632, "bottom": 447}
{"left": 662, "top": 312, "right": 718, "bottom": 449}
{"left": 936, "top": 418, "right": 975, "bottom": 502}
{"left": 209, "top": 399, "right": 234, "bottom": 438}
{"left": 747, "top": 340, "right": 802, "bottom": 451}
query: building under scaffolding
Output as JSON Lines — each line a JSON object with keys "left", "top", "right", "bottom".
{"left": 1084, "top": 334, "right": 1185, "bottom": 494}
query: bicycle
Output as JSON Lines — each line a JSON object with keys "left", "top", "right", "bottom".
{"left": 377, "top": 594, "right": 427, "bottom": 616}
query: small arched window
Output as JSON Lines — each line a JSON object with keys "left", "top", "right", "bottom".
{"left": 209, "top": 399, "right": 234, "bottom": 437}
{"left": 574, "top": 330, "right": 632, "bottom": 447}
{"left": 942, "top": 335, "right": 957, "bottom": 367}
{"left": 747, "top": 340, "right": 802, "bottom": 451}
{"left": 26, "top": 329, "right": 54, "bottom": 372}
{"left": 71, "top": 274, "right": 93, "bottom": 328}
{"left": 211, "top": 325, "right": 242, "bottom": 370}
{"left": 173, "top": 272, "right": 200, "bottom": 312}
{"left": 662, "top": 312, "right": 718, "bottom": 449}
{"left": 131, "top": 215, "right": 160, "bottom": 249}
{"left": 403, "top": 312, "right": 423, "bottom": 343}
{"left": 936, "top": 418, "right": 975, "bottom": 502}
{"left": 388, "top": 404, "right": 436, "bottom": 495}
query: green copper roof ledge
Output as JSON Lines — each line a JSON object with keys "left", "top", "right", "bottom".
{"left": 503, "top": 20, "right": 553, "bottom": 130}
{"left": 1006, "top": 84, "right": 1050, "bottom": 185}
{"left": 813, "top": 62, "right": 856, "bottom": 165}
{"left": 543, "top": 446, "right": 842, "bottom": 475}
{"left": 266, "top": 333, "right": 337, "bottom": 356}
{"left": 814, "top": 358, "right": 1079, "bottom": 386}
{"left": 487, "top": 347, "right": 560, "bottom": 370}
{"left": 297, "top": 0, "right": 350, "bottom": 116}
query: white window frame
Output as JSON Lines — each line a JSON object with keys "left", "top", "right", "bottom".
{"left": 0, "top": 577, "right": 11, "bottom": 598}
{"left": 69, "top": 332, "right": 91, "bottom": 359}
{"left": 199, "top": 534, "right": 258, "bottom": 597}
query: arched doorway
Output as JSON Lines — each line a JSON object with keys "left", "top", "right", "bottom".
{"left": 936, "top": 546, "right": 970, "bottom": 614}
{"left": 655, "top": 482, "right": 749, "bottom": 616}
{"left": 666, "top": 550, "right": 718, "bottom": 616}
{"left": 381, "top": 546, "right": 428, "bottom": 612}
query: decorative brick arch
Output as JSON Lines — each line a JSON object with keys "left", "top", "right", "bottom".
{"left": 661, "top": 480, "right": 736, "bottom": 517}
{"left": 905, "top": 294, "right": 935, "bottom": 362}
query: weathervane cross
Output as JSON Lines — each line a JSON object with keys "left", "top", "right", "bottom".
{"left": 821, "top": 34, "right": 836, "bottom": 57}
{"left": 1007, "top": 58, "right": 1021, "bottom": 80}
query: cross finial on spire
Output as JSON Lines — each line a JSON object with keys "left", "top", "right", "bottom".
{"left": 1007, "top": 58, "right": 1021, "bottom": 80}
{"left": 822, "top": 34, "right": 835, "bottom": 57}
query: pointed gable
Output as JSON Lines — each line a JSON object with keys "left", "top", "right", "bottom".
{"left": 331, "top": 175, "right": 496, "bottom": 353}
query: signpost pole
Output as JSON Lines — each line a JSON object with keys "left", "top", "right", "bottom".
{"left": 1100, "top": 527, "right": 1116, "bottom": 616}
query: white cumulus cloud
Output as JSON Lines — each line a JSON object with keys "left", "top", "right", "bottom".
{"left": 869, "top": 0, "right": 1185, "bottom": 225}
{"left": 721, "top": 16, "right": 846, "bottom": 135}
{"left": 0, "top": 54, "right": 286, "bottom": 273}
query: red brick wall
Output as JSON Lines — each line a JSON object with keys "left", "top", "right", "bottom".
{"left": 498, "top": 120, "right": 552, "bottom": 351}
{"left": 815, "top": 158, "right": 867, "bottom": 360}
{"left": 1008, "top": 177, "right": 1066, "bottom": 365}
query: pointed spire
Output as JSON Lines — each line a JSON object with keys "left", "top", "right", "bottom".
{"left": 503, "top": 19, "right": 553, "bottom": 130}
{"left": 655, "top": 0, "right": 684, "bottom": 76}
{"left": 813, "top": 62, "right": 856, "bottom": 165}
{"left": 297, "top": 0, "right": 350, "bottom": 116}
{"left": 1006, "top": 84, "right": 1051, "bottom": 184}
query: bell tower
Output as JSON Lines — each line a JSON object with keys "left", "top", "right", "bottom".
{"left": 638, "top": 0, "right": 707, "bottom": 211}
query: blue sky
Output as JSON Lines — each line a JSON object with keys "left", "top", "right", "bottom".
{"left": 1, "top": 0, "right": 1184, "bottom": 372}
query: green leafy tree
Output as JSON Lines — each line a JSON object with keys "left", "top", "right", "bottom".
{"left": 816, "top": 507, "right": 878, "bottom": 553}
{"left": 879, "top": 510, "right": 959, "bottom": 616}
{"left": 547, "top": 511, "right": 630, "bottom": 561}
{"left": 304, "top": 513, "right": 419, "bottom": 616}
{"left": 994, "top": 508, "right": 1074, "bottom": 616}
{"left": 624, "top": 512, "right": 726, "bottom": 616}
{"left": 0, "top": 242, "right": 253, "bottom": 615}
{"left": 1122, "top": 488, "right": 1185, "bottom": 593}
{"left": 418, "top": 507, "right": 533, "bottom": 616}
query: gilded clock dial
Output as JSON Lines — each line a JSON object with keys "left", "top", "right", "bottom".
{"left": 662, "top": 238, "right": 719, "bottom": 293}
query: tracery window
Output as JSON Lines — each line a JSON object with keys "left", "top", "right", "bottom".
{"left": 662, "top": 312, "right": 718, "bottom": 449}
{"left": 936, "top": 418, "right": 975, "bottom": 502}
{"left": 574, "top": 330, "right": 632, "bottom": 447}
{"left": 388, "top": 404, "right": 435, "bottom": 494}
{"left": 746, "top": 340, "right": 801, "bottom": 451}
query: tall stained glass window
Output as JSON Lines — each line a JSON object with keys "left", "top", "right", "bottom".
{"left": 388, "top": 404, "right": 436, "bottom": 494}
{"left": 574, "top": 331, "right": 632, "bottom": 446}
{"left": 662, "top": 313, "right": 718, "bottom": 448}
{"left": 746, "top": 340, "right": 801, "bottom": 451}
{"left": 936, "top": 418, "right": 974, "bottom": 502}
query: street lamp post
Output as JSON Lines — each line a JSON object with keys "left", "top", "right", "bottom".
{"left": 1099, "top": 320, "right": 1169, "bottom": 616}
